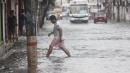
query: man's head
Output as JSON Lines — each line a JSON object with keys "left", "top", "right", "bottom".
{"left": 20, "top": 9, "right": 24, "bottom": 14}
{"left": 10, "top": 10, "right": 14, "bottom": 16}
{"left": 49, "top": 15, "right": 57, "bottom": 24}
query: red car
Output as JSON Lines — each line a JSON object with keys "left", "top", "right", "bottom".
{"left": 94, "top": 12, "right": 107, "bottom": 23}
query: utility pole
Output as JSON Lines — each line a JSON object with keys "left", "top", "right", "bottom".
{"left": 112, "top": 0, "right": 115, "bottom": 20}
{"left": 61, "top": 0, "right": 62, "bottom": 6}
{"left": 24, "top": 0, "right": 38, "bottom": 73}
{"left": 97, "top": 0, "right": 99, "bottom": 12}
{"left": 117, "top": 0, "right": 120, "bottom": 22}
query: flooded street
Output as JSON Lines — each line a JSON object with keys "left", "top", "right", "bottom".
{"left": 1, "top": 0, "right": 130, "bottom": 73}
{"left": 0, "top": 19, "right": 130, "bottom": 73}
{"left": 37, "top": 19, "right": 130, "bottom": 73}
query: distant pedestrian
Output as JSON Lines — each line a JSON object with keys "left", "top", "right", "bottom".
{"left": 46, "top": 15, "right": 71, "bottom": 57}
{"left": 19, "top": 9, "right": 26, "bottom": 35}
{"left": 7, "top": 10, "right": 16, "bottom": 41}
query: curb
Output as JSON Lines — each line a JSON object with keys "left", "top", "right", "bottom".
{"left": 0, "top": 37, "right": 27, "bottom": 61}
{"left": 0, "top": 49, "right": 16, "bottom": 61}
{"left": 0, "top": 43, "right": 16, "bottom": 61}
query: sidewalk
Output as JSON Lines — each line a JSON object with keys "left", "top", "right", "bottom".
{"left": 0, "top": 37, "right": 27, "bottom": 73}
{"left": 0, "top": 20, "right": 49, "bottom": 73}
{"left": 0, "top": 42, "right": 16, "bottom": 60}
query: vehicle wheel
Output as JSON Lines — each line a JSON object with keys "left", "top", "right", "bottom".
{"left": 60, "top": 17, "right": 62, "bottom": 20}
{"left": 105, "top": 21, "right": 107, "bottom": 23}
{"left": 94, "top": 19, "right": 97, "bottom": 23}
{"left": 85, "top": 20, "right": 88, "bottom": 23}
{"left": 70, "top": 21, "right": 74, "bottom": 23}
{"left": 94, "top": 21, "right": 96, "bottom": 23}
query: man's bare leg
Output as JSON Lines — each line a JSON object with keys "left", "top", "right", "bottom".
{"left": 60, "top": 47, "right": 71, "bottom": 57}
{"left": 46, "top": 46, "right": 53, "bottom": 57}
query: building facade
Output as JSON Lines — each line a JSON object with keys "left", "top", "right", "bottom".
{"left": 111, "top": 0, "right": 130, "bottom": 21}
{"left": 0, "top": 0, "right": 3, "bottom": 44}
{"left": 0, "top": 0, "right": 22, "bottom": 59}
{"left": 6, "top": 0, "right": 19, "bottom": 42}
{"left": 0, "top": 0, "right": 6, "bottom": 58}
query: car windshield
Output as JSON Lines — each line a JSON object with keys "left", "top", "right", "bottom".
{"left": 70, "top": 5, "right": 88, "bottom": 14}
{"left": 96, "top": 12, "right": 106, "bottom": 16}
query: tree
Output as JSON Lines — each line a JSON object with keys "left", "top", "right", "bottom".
{"left": 24, "top": 0, "right": 55, "bottom": 72}
{"left": 24, "top": 0, "right": 38, "bottom": 73}
{"left": 38, "top": 0, "right": 56, "bottom": 28}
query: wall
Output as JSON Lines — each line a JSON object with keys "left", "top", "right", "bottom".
{"left": 0, "top": 0, "right": 3, "bottom": 44}
{"left": 6, "top": 0, "right": 19, "bottom": 42}
{"left": 111, "top": 0, "right": 130, "bottom": 22}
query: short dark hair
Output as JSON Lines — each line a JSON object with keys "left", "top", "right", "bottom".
{"left": 49, "top": 15, "right": 57, "bottom": 20}
{"left": 20, "top": 9, "right": 24, "bottom": 13}
{"left": 10, "top": 10, "right": 14, "bottom": 14}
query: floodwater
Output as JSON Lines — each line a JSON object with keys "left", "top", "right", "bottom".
{"left": 0, "top": 19, "right": 130, "bottom": 73}
{"left": 37, "top": 20, "right": 130, "bottom": 73}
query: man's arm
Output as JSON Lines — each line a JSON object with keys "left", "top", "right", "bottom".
{"left": 48, "top": 31, "right": 54, "bottom": 37}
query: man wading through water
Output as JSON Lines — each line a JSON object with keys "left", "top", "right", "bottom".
{"left": 46, "top": 15, "right": 71, "bottom": 57}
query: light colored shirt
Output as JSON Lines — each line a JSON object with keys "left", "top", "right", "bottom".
{"left": 53, "top": 24, "right": 60, "bottom": 38}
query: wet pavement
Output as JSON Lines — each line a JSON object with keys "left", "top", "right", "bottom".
{"left": 37, "top": 20, "right": 130, "bottom": 73}
{"left": 1, "top": 19, "right": 130, "bottom": 73}
{"left": 0, "top": 39, "right": 27, "bottom": 73}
